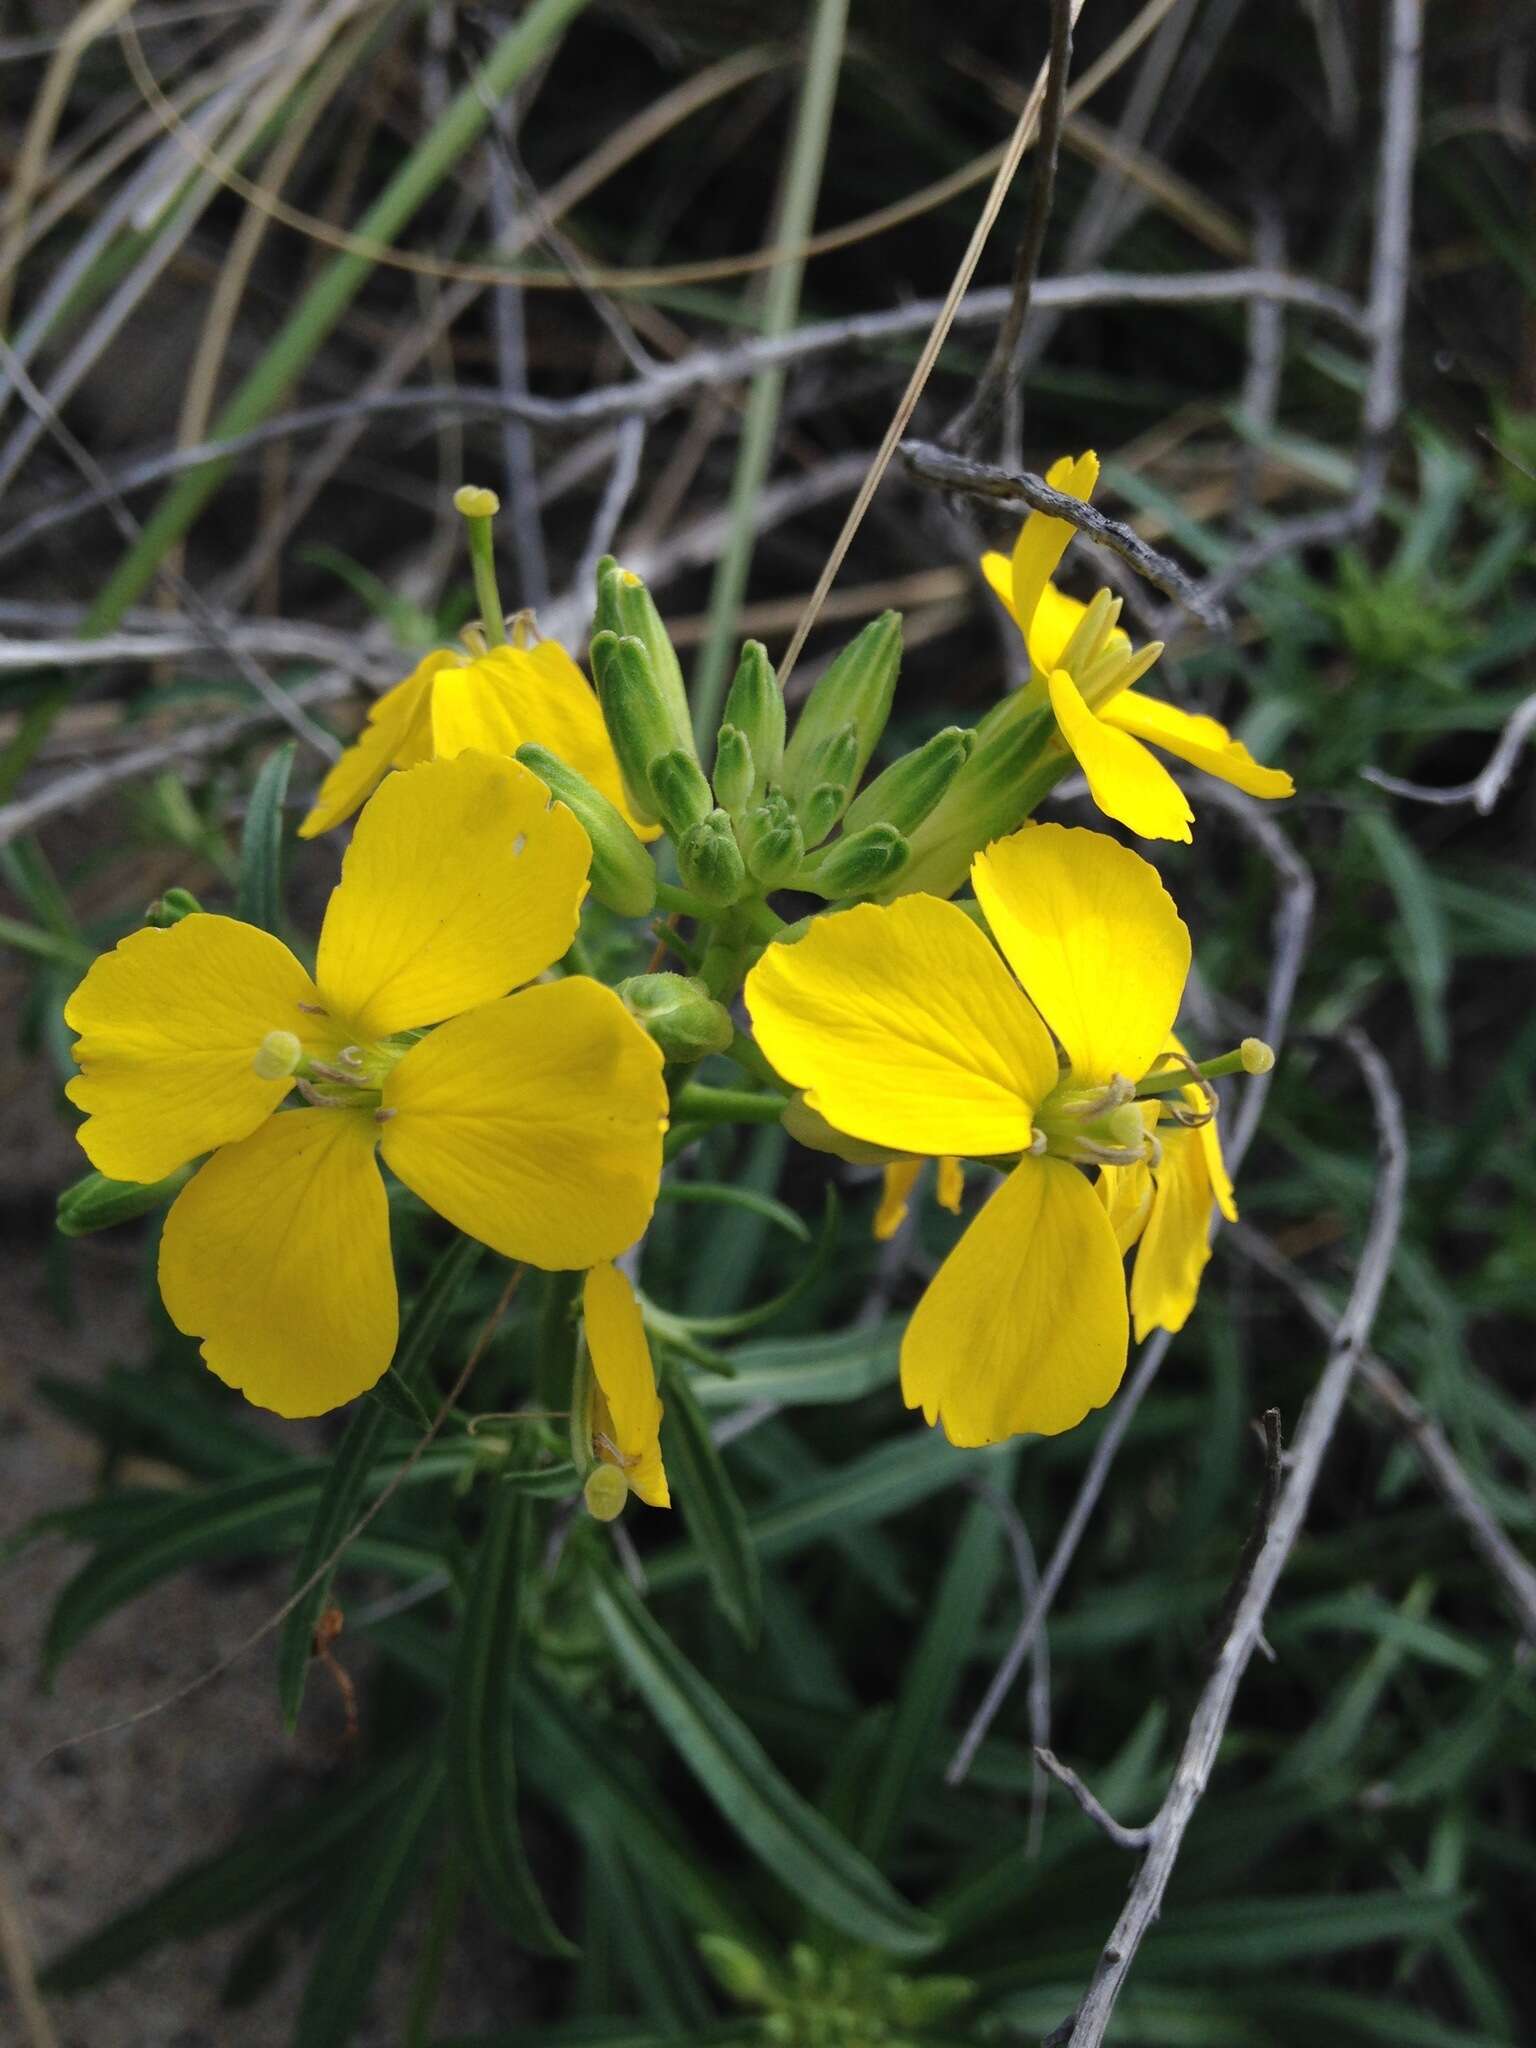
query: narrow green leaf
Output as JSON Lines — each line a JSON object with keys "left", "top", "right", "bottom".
{"left": 592, "top": 1573, "right": 940, "bottom": 1956}
{"left": 447, "top": 1479, "right": 574, "bottom": 1955}
{"left": 278, "top": 1232, "right": 483, "bottom": 1727}
{"left": 42, "top": 1747, "right": 424, "bottom": 1990}
{"left": 659, "top": 1359, "right": 761, "bottom": 1646}
{"left": 1358, "top": 811, "right": 1451, "bottom": 1067}
{"left": 293, "top": 1750, "right": 446, "bottom": 2048}
{"left": 649, "top": 1187, "right": 840, "bottom": 1339}
{"left": 693, "top": 1321, "right": 901, "bottom": 1410}
{"left": 235, "top": 740, "right": 295, "bottom": 934}
{"left": 655, "top": 1180, "right": 810, "bottom": 1241}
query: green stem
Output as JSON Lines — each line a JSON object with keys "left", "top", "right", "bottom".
{"left": 655, "top": 880, "right": 721, "bottom": 921}
{"left": 688, "top": 0, "right": 850, "bottom": 744}
{"left": 535, "top": 1268, "right": 582, "bottom": 1415}
{"left": 84, "top": 0, "right": 592, "bottom": 632}
{"left": 671, "top": 1083, "right": 789, "bottom": 1128}
{"left": 402, "top": 1852, "right": 467, "bottom": 2048}
{"left": 726, "top": 1028, "right": 779, "bottom": 1086}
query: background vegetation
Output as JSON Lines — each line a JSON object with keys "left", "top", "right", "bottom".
{"left": 1, "top": 1, "right": 1534, "bottom": 2044}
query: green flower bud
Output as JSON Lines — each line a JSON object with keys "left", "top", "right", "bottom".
{"left": 647, "top": 748, "right": 714, "bottom": 837}
{"left": 590, "top": 630, "right": 672, "bottom": 826}
{"left": 676, "top": 808, "right": 746, "bottom": 906}
{"left": 798, "top": 781, "right": 848, "bottom": 850}
{"left": 617, "top": 972, "right": 733, "bottom": 1062}
{"left": 780, "top": 610, "right": 902, "bottom": 804}
{"left": 594, "top": 558, "right": 695, "bottom": 760}
{"left": 144, "top": 886, "right": 202, "bottom": 927}
{"left": 711, "top": 724, "right": 754, "bottom": 817}
{"left": 800, "top": 822, "right": 910, "bottom": 899}
{"left": 56, "top": 1164, "right": 194, "bottom": 1237}
{"left": 891, "top": 692, "right": 1060, "bottom": 899}
{"left": 740, "top": 797, "right": 804, "bottom": 889}
{"left": 720, "top": 640, "right": 784, "bottom": 794}
{"left": 843, "top": 725, "right": 975, "bottom": 836}
{"left": 698, "top": 1935, "right": 776, "bottom": 2009}
{"left": 515, "top": 744, "right": 657, "bottom": 917}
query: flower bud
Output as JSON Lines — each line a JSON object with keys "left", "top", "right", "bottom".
{"left": 676, "top": 809, "right": 746, "bottom": 906}
{"left": 617, "top": 972, "right": 733, "bottom": 1062}
{"left": 780, "top": 611, "right": 902, "bottom": 805}
{"left": 144, "top": 886, "right": 202, "bottom": 927}
{"left": 740, "top": 798, "right": 804, "bottom": 889}
{"left": 711, "top": 724, "right": 754, "bottom": 817}
{"left": 800, "top": 822, "right": 910, "bottom": 899}
{"left": 698, "top": 1935, "right": 776, "bottom": 2008}
{"left": 891, "top": 692, "right": 1059, "bottom": 899}
{"left": 720, "top": 640, "right": 784, "bottom": 794}
{"left": 798, "top": 782, "right": 848, "bottom": 850}
{"left": 515, "top": 744, "right": 657, "bottom": 917}
{"left": 590, "top": 630, "right": 673, "bottom": 826}
{"left": 594, "top": 558, "right": 695, "bottom": 761}
{"left": 843, "top": 725, "right": 974, "bottom": 836}
{"left": 56, "top": 1164, "right": 195, "bottom": 1237}
{"left": 647, "top": 749, "right": 714, "bottom": 838}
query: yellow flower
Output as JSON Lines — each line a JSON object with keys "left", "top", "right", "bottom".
{"left": 1098, "top": 1049, "right": 1238, "bottom": 1342}
{"left": 581, "top": 1262, "right": 670, "bottom": 1514}
{"left": 746, "top": 822, "right": 1193, "bottom": 1446}
{"left": 980, "top": 451, "right": 1294, "bottom": 843}
{"left": 298, "top": 638, "right": 659, "bottom": 842}
{"left": 64, "top": 753, "right": 668, "bottom": 1417}
{"left": 873, "top": 1157, "right": 964, "bottom": 1242}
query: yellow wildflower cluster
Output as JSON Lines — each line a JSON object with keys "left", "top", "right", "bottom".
{"left": 60, "top": 459, "right": 1292, "bottom": 1504}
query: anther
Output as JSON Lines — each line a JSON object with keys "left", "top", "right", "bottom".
{"left": 295, "top": 1001, "right": 327, "bottom": 1016}
{"left": 339, "top": 1046, "right": 364, "bottom": 1068}
{"left": 374, "top": 1106, "right": 397, "bottom": 1124}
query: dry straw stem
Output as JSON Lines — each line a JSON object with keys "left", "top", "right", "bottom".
{"left": 1052, "top": 1029, "right": 1408, "bottom": 2048}
{"left": 1361, "top": 690, "right": 1536, "bottom": 813}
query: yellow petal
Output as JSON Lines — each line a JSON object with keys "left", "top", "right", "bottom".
{"left": 745, "top": 895, "right": 1059, "bottom": 1159}
{"left": 583, "top": 1262, "right": 669, "bottom": 1508}
{"left": 159, "top": 1108, "right": 395, "bottom": 1417}
{"left": 1046, "top": 666, "right": 1194, "bottom": 843}
{"left": 874, "top": 1159, "right": 922, "bottom": 1241}
{"left": 1097, "top": 1157, "right": 1154, "bottom": 1254}
{"left": 971, "top": 822, "right": 1190, "bottom": 1087}
{"left": 64, "top": 914, "right": 329, "bottom": 1182}
{"left": 297, "top": 652, "right": 455, "bottom": 838}
{"left": 379, "top": 978, "right": 666, "bottom": 1269}
{"left": 315, "top": 752, "right": 590, "bottom": 1038}
{"left": 936, "top": 1155, "right": 964, "bottom": 1214}
{"left": 1102, "top": 691, "right": 1294, "bottom": 800}
{"left": 1010, "top": 450, "right": 1099, "bottom": 634}
{"left": 1130, "top": 1122, "right": 1224, "bottom": 1342}
{"left": 435, "top": 643, "right": 660, "bottom": 842}
{"left": 1200, "top": 1108, "right": 1238, "bottom": 1224}
{"left": 901, "top": 1158, "right": 1128, "bottom": 1444}
{"left": 980, "top": 550, "right": 1020, "bottom": 629}
{"left": 1028, "top": 581, "right": 1094, "bottom": 675}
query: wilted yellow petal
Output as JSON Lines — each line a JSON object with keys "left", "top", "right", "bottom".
{"left": 297, "top": 652, "right": 455, "bottom": 837}
{"left": 65, "top": 914, "right": 330, "bottom": 1182}
{"left": 1010, "top": 450, "right": 1099, "bottom": 632}
{"left": 583, "top": 1261, "right": 669, "bottom": 1508}
{"left": 380, "top": 978, "right": 666, "bottom": 1270}
{"left": 874, "top": 1159, "right": 922, "bottom": 1241}
{"left": 901, "top": 1158, "right": 1128, "bottom": 1445}
{"left": 972, "top": 822, "right": 1190, "bottom": 1086}
{"left": 315, "top": 752, "right": 590, "bottom": 1038}
{"left": 1046, "top": 666, "right": 1194, "bottom": 843}
{"left": 1102, "top": 691, "right": 1294, "bottom": 800}
{"left": 746, "top": 896, "right": 1059, "bottom": 1159}
{"left": 159, "top": 1108, "right": 396, "bottom": 1417}
{"left": 936, "top": 1154, "right": 964, "bottom": 1214}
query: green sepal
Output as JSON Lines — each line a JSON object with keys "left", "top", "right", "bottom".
{"left": 648, "top": 748, "right": 715, "bottom": 837}
{"left": 844, "top": 725, "right": 974, "bottom": 837}
{"left": 677, "top": 809, "right": 747, "bottom": 906}
{"left": 591, "top": 629, "right": 672, "bottom": 826}
{"left": 144, "top": 886, "right": 202, "bottom": 927}
{"left": 515, "top": 743, "right": 657, "bottom": 917}
{"left": 799, "top": 823, "right": 910, "bottom": 899}
{"left": 780, "top": 610, "right": 902, "bottom": 804}
{"left": 711, "top": 724, "right": 754, "bottom": 816}
{"left": 720, "top": 639, "right": 784, "bottom": 795}
{"left": 617, "top": 972, "right": 734, "bottom": 1062}
{"left": 798, "top": 781, "right": 849, "bottom": 850}
{"left": 594, "top": 557, "right": 696, "bottom": 761}
{"left": 56, "top": 1164, "right": 194, "bottom": 1237}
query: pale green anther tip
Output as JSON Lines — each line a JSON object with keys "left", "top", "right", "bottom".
{"left": 1241, "top": 1036, "right": 1276, "bottom": 1074}
{"left": 583, "top": 1464, "right": 628, "bottom": 1522}
{"left": 453, "top": 484, "right": 500, "bottom": 519}
{"left": 253, "top": 1029, "right": 302, "bottom": 1080}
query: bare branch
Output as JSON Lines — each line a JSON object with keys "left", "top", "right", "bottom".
{"left": 1034, "top": 1748, "right": 1154, "bottom": 1853}
{"left": 1232, "top": 1222, "right": 1536, "bottom": 1653}
{"left": 946, "top": 0, "right": 1075, "bottom": 455}
{"left": 1056, "top": 1030, "right": 1408, "bottom": 2047}
{"left": 899, "top": 439, "right": 1230, "bottom": 634}
{"left": 1362, "top": 691, "right": 1536, "bottom": 815}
